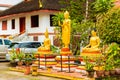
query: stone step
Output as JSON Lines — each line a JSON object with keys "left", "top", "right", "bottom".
{"left": 0, "top": 56, "right": 6, "bottom": 59}
{"left": 0, "top": 54, "right": 6, "bottom": 61}
{"left": 0, "top": 59, "right": 7, "bottom": 62}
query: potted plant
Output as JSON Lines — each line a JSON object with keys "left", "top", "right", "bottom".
{"left": 104, "top": 43, "right": 120, "bottom": 75}
{"left": 83, "top": 57, "right": 95, "bottom": 78}
{"left": 94, "top": 56, "right": 104, "bottom": 78}
{"left": 24, "top": 54, "right": 33, "bottom": 66}
{"left": 10, "top": 49, "right": 17, "bottom": 67}
{"left": 16, "top": 49, "right": 25, "bottom": 66}
{"left": 23, "top": 54, "right": 33, "bottom": 75}
{"left": 103, "top": 62, "right": 112, "bottom": 76}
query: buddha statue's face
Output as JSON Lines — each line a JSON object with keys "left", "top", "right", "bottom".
{"left": 91, "top": 30, "right": 96, "bottom": 36}
{"left": 64, "top": 11, "right": 69, "bottom": 19}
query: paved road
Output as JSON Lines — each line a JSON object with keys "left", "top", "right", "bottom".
{"left": 0, "top": 62, "right": 66, "bottom": 80}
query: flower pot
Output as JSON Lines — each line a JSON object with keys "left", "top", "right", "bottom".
{"left": 87, "top": 70, "right": 95, "bottom": 78}
{"left": 104, "top": 71, "right": 110, "bottom": 76}
{"left": 110, "top": 70, "right": 116, "bottom": 75}
{"left": 17, "top": 61, "right": 23, "bottom": 66}
{"left": 24, "top": 66, "right": 31, "bottom": 75}
{"left": 96, "top": 70, "right": 104, "bottom": 77}
{"left": 115, "top": 68, "right": 120, "bottom": 75}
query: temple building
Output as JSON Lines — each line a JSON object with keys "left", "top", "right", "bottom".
{"left": 0, "top": 0, "right": 65, "bottom": 44}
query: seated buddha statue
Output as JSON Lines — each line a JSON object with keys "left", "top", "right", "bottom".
{"left": 38, "top": 28, "right": 51, "bottom": 51}
{"left": 82, "top": 29, "right": 101, "bottom": 53}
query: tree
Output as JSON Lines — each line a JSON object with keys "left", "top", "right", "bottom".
{"left": 60, "top": 0, "right": 86, "bottom": 23}
{"left": 96, "top": 7, "right": 120, "bottom": 45}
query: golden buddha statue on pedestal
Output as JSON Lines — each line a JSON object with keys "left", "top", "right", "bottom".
{"left": 54, "top": 11, "right": 76, "bottom": 72}
{"left": 81, "top": 29, "right": 101, "bottom": 56}
{"left": 34, "top": 28, "right": 56, "bottom": 68}
{"left": 61, "top": 11, "right": 71, "bottom": 48}
{"left": 38, "top": 28, "right": 51, "bottom": 53}
{"left": 60, "top": 11, "right": 72, "bottom": 55}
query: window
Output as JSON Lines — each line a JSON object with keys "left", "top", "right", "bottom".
{"left": 2, "top": 20, "right": 7, "bottom": 30}
{"left": 19, "top": 42, "right": 41, "bottom": 48}
{"left": 12, "top": 19, "right": 15, "bottom": 29}
{"left": 31, "top": 42, "right": 41, "bottom": 48}
{"left": 4, "top": 39, "right": 11, "bottom": 45}
{"left": 19, "top": 43, "right": 33, "bottom": 48}
{"left": 50, "top": 15, "right": 55, "bottom": 27}
{"left": 31, "top": 15, "right": 39, "bottom": 28}
{"left": 0, "top": 39, "right": 3, "bottom": 45}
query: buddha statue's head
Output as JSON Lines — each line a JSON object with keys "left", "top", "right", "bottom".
{"left": 91, "top": 29, "right": 97, "bottom": 36}
{"left": 45, "top": 28, "right": 49, "bottom": 38}
{"left": 64, "top": 11, "right": 69, "bottom": 19}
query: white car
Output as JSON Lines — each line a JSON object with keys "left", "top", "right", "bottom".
{"left": 0, "top": 38, "right": 11, "bottom": 61}
{"left": 7, "top": 41, "right": 42, "bottom": 61}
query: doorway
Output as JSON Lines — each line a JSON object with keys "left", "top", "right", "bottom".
{"left": 19, "top": 17, "right": 25, "bottom": 34}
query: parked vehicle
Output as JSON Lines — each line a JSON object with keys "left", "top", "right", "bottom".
{"left": 7, "top": 41, "right": 42, "bottom": 61}
{"left": 0, "top": 38, "right": 11, "bottom": 61}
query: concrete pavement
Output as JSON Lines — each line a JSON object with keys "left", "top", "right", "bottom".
{"left": 0, "top": 62, "right": 66, "bottom": 80}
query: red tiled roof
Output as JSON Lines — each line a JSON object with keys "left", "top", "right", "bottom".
{"left": 0, "top": 0, "right": 66, "bottom": 17}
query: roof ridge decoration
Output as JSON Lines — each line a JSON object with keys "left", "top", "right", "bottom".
{"left": 39, "top": 0, "right": 42, "bottom": 8}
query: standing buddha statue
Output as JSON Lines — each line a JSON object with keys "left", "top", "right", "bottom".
{"left": 61, "top": 11, "right": 71, "bottom": 48}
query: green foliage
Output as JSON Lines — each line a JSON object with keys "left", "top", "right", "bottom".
{"left": 52, "top": 12, "right": 64, "bottom": 26}
{"left": 104, "top": 62, "right": 113, "bottom": 71}
{"left": 50, "top": 45, "right": 60, "bottom": 54}
{"left": 83, "top": 56, "right": 95, "bottom": 71}
{"left": 10, "top": 49, "right": 25, "bottom": 62}
{"left": 10, "top": 49, "right": 17, "bottom": 61}
{"left": 75, "top": 21, "right": 95, "bottom": 46}
{"left": 96, "top": 8, "right": 120, "bottom": 44}
{"left": 105, "top": 43, "right": 120, "bottom": 68}
{"left": 95, "top": 56, "right": 104, "bottom": 70}
{"left": 93, "top": 0, "right": 114, "bottom": 15}
{"left": 60, "top": 0, "right": 85, "bottom": 22}
{"left": 17, "top": 51, "right": 25, "bottom": 61}
{"left": 24, "top": 54, "right": 33, "bottom": 65}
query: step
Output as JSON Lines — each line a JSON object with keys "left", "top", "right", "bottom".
{"left": 0, "top": 53, "right": 6, "bottom": 56}
{"left": 0, "top": 56, "right": 6, "bottom": 59}
{"left": 0, "top": 54, "right": 7, "bottom": 61}
{"left": 0, "top": 59, "right": 7, "bottom": 62}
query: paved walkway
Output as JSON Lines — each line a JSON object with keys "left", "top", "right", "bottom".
{"left": 0, "top": 62, "right": 65, "bottom": 80}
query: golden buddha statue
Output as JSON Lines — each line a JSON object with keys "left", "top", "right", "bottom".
{"left": 82, "top": 29, "right": 100, "bottom": 53}
{"left": 38, "top": 28, "right": 51, "bottom": 51}
{"left": 61, "top": 11, "right": 71, "bottom": 48}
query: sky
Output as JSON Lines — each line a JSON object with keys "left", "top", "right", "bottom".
{"left": 0, "top": 0, "right": 23, "bottom": 10}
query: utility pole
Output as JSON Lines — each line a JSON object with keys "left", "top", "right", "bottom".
{"left": 85, "top": 0, "right": 89, "bottom": 21}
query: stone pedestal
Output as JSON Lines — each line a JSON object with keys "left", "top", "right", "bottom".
{"left": 54, "top": 47, "right": 77, "bottom": 72}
